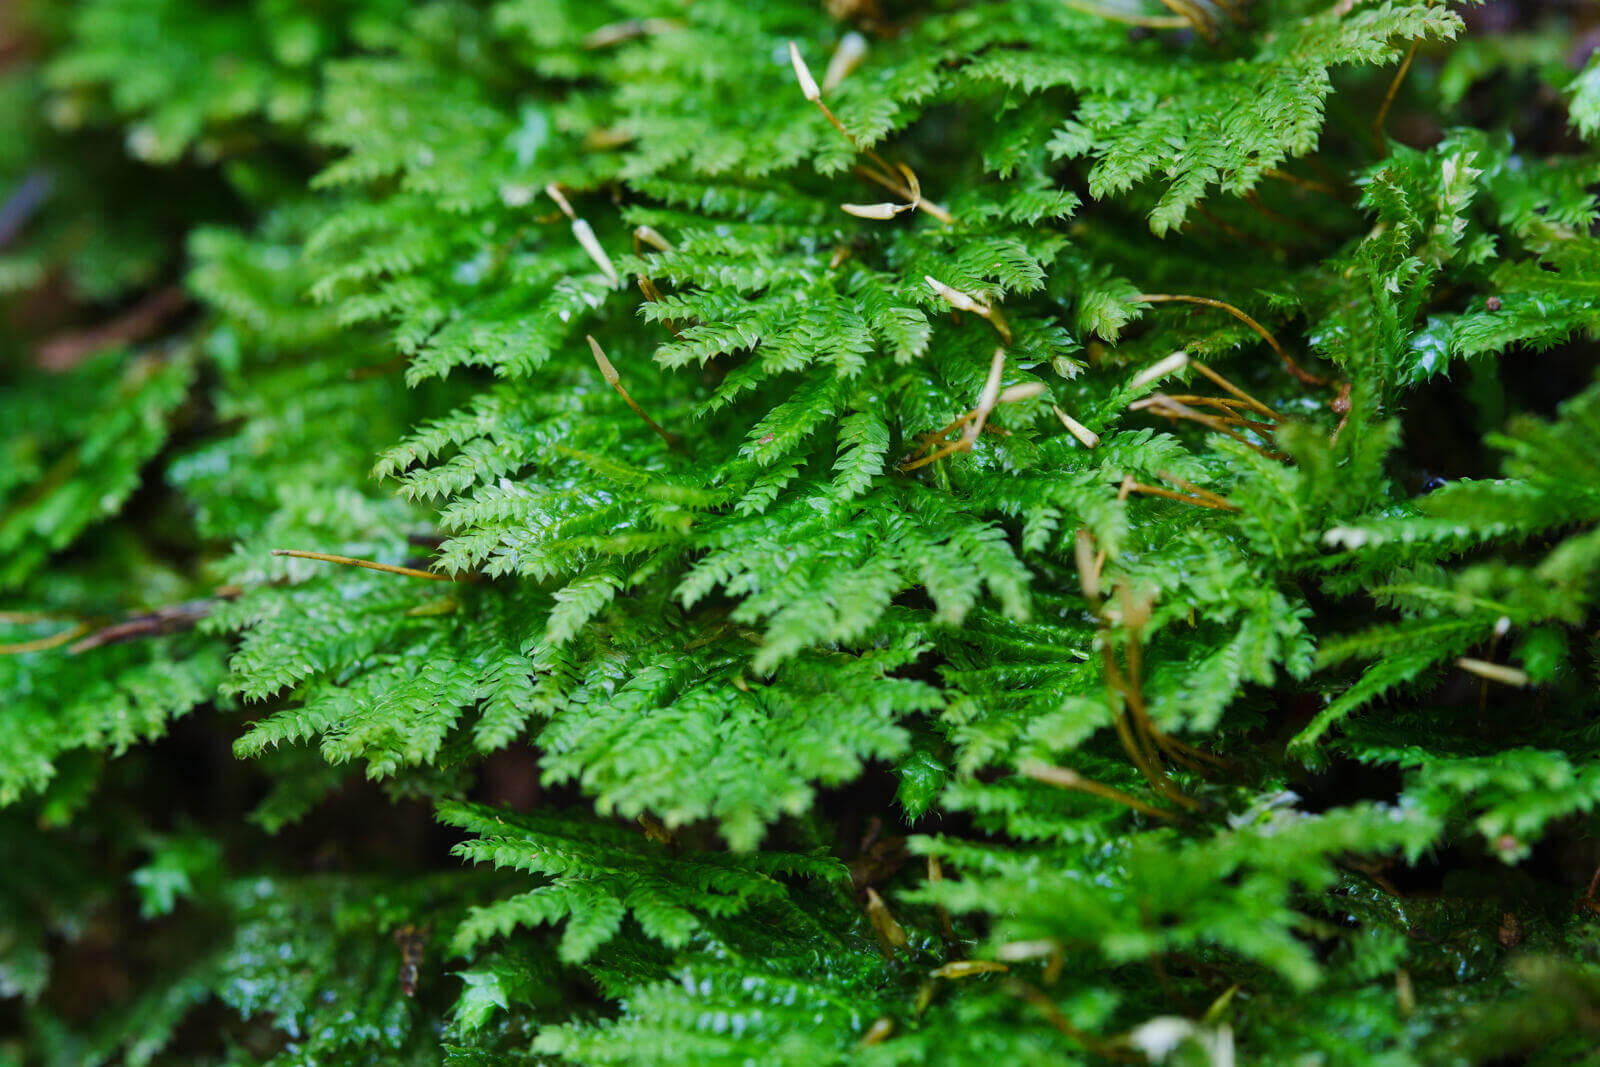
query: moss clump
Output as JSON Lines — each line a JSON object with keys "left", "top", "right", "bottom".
{"left": 4, "top": 1, "right": 1600, "bottom": 1062}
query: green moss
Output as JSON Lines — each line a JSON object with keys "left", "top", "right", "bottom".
{"left": 5, "top": 0, "right": 1600, "bottom": 1062}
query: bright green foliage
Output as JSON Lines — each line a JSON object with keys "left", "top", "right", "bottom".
{"left": 7, "top": 0, "right": 1600, "bottom": 1063}
{"left": 0, "top": 351, "right": 197, "bottom": 591}
{"left": 441, "top": 800, "right": 848, "bottom": 961}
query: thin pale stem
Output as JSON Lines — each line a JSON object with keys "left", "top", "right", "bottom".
{"left": 0, "top": 621, "right": 93, "bottom": 655}
{"left": 0, "top": 611, "right": 69, "bottom": 624}
{"left": 916, "top": 409, "right": 977, "bottom": 448}
{"left": 899, "top": 437, "right": 968, "bottom": 472}
{"left": 272, "top": 549, "right": 468, "bottom": 582}
{"left": 1115, "top": 622, "right": 1232, "bottom": 773}
{"left": 1161, "top": 394, "right": 1253, "bottom": 411}
{"left": 1122, "top": 477, "right": 1237, "bottom": 512}
{"left": 1105, "top": 623, "right": 1210, "bottom": 807}
{"left": 1075, "top": 529, "right": 1102, "bottom": 607}
{"left": 637, "top": 276, "right": 682, "bottom": 337}
{"left": 1156, "top": 469, "right": 1235, "bottom": 511}
{"left": 1139, "top": 395, "right": 1284, "bottom": 459}
{"left": 1149, "top": 394, "right": 1275, "bottom": 432}
{"left": 1132, "top": 396, "right": 1267, "bottom": 428}
{"left": 984, "top": 303, "right": 1013, "bottom": 345}
{"left": 588, "top": 335, "right": 681, "bottom": 448}
{"left": 793, "top": 42, "right": 954, "bottom": 226}
{"left": 1111, "top": 697, "right": 1195, "bottom": 809}
{"left": 1021, "top": 761, "right": 1181, "bottom": 822}
{"left": 964, "top": 348, "right": 1008, "bottom": 445}
{"left": 610, "top": 381, "right": 679, "bottom": 447}
{"left": 1135, "top": 294, "right": 1327, "bottom": 387}
{"left": 853, "top": 165, "right": 956, "bottom": 223}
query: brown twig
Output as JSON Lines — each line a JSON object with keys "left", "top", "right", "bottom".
{"left": 36, "top": 287, "right": 189, "bottom": 372}
{"left": 68, "top": 593, "right": 239, "bottom": 654}
{"left": 1100, "top": 586, "right": 1229, "bottom": 796}
{"left": 1102, "top": 648, "right": 1200, "bottom": 809}
{"left": 4, "top": 588, "right": 246, "bottom": 656}
{"left": 1020, "top": 760, "right": 1181, "bottom": 822}
{"left": 1118, "top": 653, "right": 1231, "bottom": 773}
{"left": 1155, "top": 395, "right": 1275, "bottom": 432}
{"left": 1120, "top": 474, "right": 1237, "bottom": 512}
{"left": 1133, "top": 293, "right": 1327, "bottom": 387}
{"left": 899, "top": 438, "right": 967, "bottom": 473}
{"left": 1131, "top": 398, "right": 1277, "bottom": 436}
{"left": 1372, "top": 39, "right": 1419, "bottom": 154}
{"left": 1100, "top": 635, "right": 1202, "bottom": 810}
{"left": 1155, "top": 469, "right": 1234, "bottom": 511}
{"left": 910, "top": 389, "right": 1040, "bottom": 456}
{"left": 1135, "top": 395, "right": 1284, "bottom": 460}
{"left": 1161, "top": 395, "right": 1252, "bottom": 411}
{"left": 900, "top": 349, "right": 1009, "bottom": 470}
{"left": 1186, "top": 360, "right": 1285, "bottom": 423}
